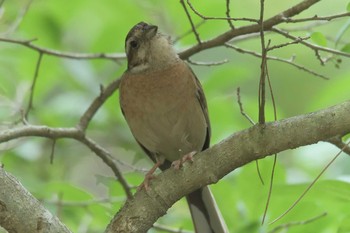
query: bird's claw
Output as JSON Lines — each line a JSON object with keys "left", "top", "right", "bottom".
{"left": 137, "top": 173, "right": 156, "bottom": 191}
{"left": 172, "top": 151, "right": 197, "bottom": 169}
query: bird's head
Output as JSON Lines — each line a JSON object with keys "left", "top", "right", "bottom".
{"left": 125, "top": 22, "right": 178, "bottom": 72}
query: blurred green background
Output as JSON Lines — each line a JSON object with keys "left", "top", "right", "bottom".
{"left": 0, "top": 0, "right": 350, "bottom": 232}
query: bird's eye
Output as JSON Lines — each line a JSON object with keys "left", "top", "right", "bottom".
{"left": 129, "top": 40, "right": 138, "bottom": 49}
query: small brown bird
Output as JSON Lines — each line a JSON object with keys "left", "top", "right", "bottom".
{"left": 119, "top": 22, "right": 228, "bottom": 233}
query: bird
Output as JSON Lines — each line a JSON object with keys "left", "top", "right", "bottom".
{"left": 119, "top": 22, "right": 228, "bottom": 233}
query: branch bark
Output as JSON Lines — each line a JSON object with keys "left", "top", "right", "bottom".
{"left": 0, "top": 167, "right": 72, "bottom": 233}
{"left": 105, "top": 100, "right": 350, "bottom": 233}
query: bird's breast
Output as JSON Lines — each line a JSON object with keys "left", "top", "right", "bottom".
{"left": 120, "top": 61, "right": 207, "bottom": 161}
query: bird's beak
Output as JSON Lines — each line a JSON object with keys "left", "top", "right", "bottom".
{"left": 144, "top": 24, "right": 158, "bottom": 39}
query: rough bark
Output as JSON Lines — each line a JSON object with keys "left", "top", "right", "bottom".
{"left": 0, "top": 168, "right": 72, "bottom": 233}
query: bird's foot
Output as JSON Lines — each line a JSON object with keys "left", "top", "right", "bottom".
{"left": 137, "top": 172, "right": 156, "bottom": 191}
{"left": 137, "top": 160, "right": 162, "bottom": 191}
{"left": 171, "top": 151, "right": 197, "bottom": 170}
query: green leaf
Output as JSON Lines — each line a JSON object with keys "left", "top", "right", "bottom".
{"left": 310, "top": 32, "right": 327, "bottom": 47}
{"left": 341, "top": 43, "right": 350, "bottom": 53}
{"left": 347, "top": 2, "right": 350, "bottom": 12}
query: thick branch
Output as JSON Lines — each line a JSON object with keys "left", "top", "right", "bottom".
{"left": 106, "top": 100, "right": 350, "bottom": 233}
{"left": 0, "top": 167, "right": 72, "bottom": 233}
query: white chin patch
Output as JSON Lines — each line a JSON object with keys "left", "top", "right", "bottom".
{"left": 129, "top": 63, "right": 149, "bottom": 73}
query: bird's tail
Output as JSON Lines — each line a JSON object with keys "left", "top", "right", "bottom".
{"left": 186, "top": 186, "right": 228, "bottom": 233}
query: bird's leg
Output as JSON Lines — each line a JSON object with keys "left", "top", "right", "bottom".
{"left": 137, "top": 159, "right": 163, "bottom": 191}
{"left": 172, "top": 151, "right": 197, "bottom": 170}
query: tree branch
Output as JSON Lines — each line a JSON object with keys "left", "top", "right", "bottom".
{"left": 225, "top": 43, "right": 329, "bottom": 79}
{"left": 186, "top": 0, "right": 258, "bottom": 22}
{"left": 179, "top": 0, "right": 201, "bottom": 44}
{"left": 0, "top": 125, "right": 133, "bottom": 199}
{"left": 0, "top": 37, "right": 125, "bottom": 60}
{"left": 105, "top": 100, "right": 350, "bottom": 232}
{"left": 0, "top": 167, "right": 72, "bottom": 233}
{"left": 282, "top": 12, "right": 350, "bottom": 23}
{"left": 258, "top": 0, "right": 267, "bottom": 124}
{"left": 24, "top": 52, "right": 43, "bottom": 120}
{"left": 77, "top": 78, "right": 121, "bottom": 132}
{"left": 179, "top": 0, "right": 321, "bottom": 59}
{"left": 272, "top": 27, "right": 350, "bottom": 58}
{"left": 327, "top": 136, "right": 350, "bottom": 156}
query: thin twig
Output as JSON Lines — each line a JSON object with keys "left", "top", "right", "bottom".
{"left": 1, "top": 0, "right": 34, "bottom": 36}
{"left": 50, "top": 139, "right": 56, "bottom": 164}
{"left": 153, "top": 224, "right": 193, "bottom": 233}
{"left": 179, "top": 0, "right": 335, "bottom": 59}
{"left": 225, "top": 0, "right": 235, "bottom": 29}
{"left": 0, "top": 37, "right": 125, "bottom": 60}
{"left": 236, "top": 87, "right": 264, "bottom": 186}
{"left": 255, "top": 161, "right": 265, "bottom": 185}
{"left": 262, "top": 155, "right": 277, "bottom": 225}
{"left": 179, "top": 0, "right": 201, "bottom": 44}
{"left": 326, "top": 136, "right": 350, "bottom": 156}
{"left": 79, "top": 135, "right": 133, "bottom": 199}
{"left": 266, "top": 59, "right": 278, "bottom": 121}
{"left": 225, "top": 43, "right": 329, "bottom": 79}
{"left": 268, "top": 212, "right": 327, "bottom": 233}
{"left": 0, "top": 125, "right": 133, "bottom": 199}
{"left": 186, "top": 0, "right": 258, "bottom": 23}
{"left": 258, "top": 0, "right": 267, "bottom": 124}
{"left": 280, "top": 21, "right": 328, "bottom": 32}
{"left": 262, "top": 64, "right": 278, "bottom": 225}
{"left": 283, "top": 12, "right": 350, "bottom": 23}
{"left": 230, "top": 32, "right": 262, "bottom": 43}
{"left": 187, "top": 58, "right": 228, "bottom": 66}
{"left": 24, "top": 52, "right": 43, "bottom": 120}
{"left": 267, "top": 36, "right": 310, "bottom": 51}
{"left": 272, "top": 27, "right": 350, "bottom": 58}
{"left": 77, "top": 78, "right": 121, "bottom": 132}
{"left": 269, "top": 140, "right": 350, "bottom": 224}
{"left": 173, "top": 20, "right": 205, "bottom": 43}
{"left": 236, "top": 87, "right": 255, "bottom": 125}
